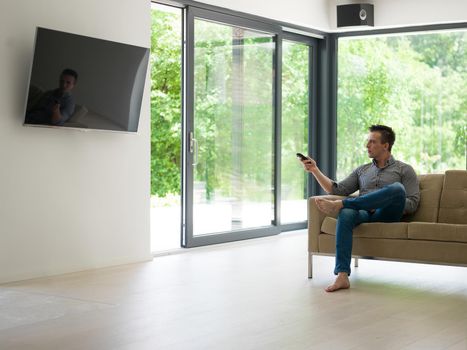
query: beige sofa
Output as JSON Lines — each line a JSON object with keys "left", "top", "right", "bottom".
{"left": 308, "top": 170, "right": 467, "bottom": 278}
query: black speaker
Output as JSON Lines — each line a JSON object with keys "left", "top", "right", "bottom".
{"left": 337, "top": 4, "right": 374, "bottom": 27}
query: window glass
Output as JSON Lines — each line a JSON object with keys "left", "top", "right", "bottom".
{"left": 281, "top": 40, "right": 310, "bottom": 223}
{"left": 193, "top": 19, "right": 276, "bottom": 235}
{"left": 150, "top": 4, "right": 182, "bottom": 251}
{"left": 337, "top": 30, "right": 466, "bottom": 178}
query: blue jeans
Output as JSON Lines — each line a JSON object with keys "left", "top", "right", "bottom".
{"left": 334, "top": 182, "right": 406, "bottom": 276}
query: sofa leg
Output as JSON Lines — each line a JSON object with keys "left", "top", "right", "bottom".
{"left": 354, "top": 257, "right": 359, "bottom": 268}
{"left": 308, "top": 253, "right": 313, "bottom": 279}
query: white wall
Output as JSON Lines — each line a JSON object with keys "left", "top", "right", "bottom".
{"left": 200, "top": 0, "right": 331, "bottom": 31}
{"left": 330, "top": 0, "right": 467, "bottom": 31}
{"left": 0, "top": 0, "right": 464, "bottom": 284}
{"left": 203, "top": 0, "right": 466, "bottom": 32}
{"left": 0, "top": 0, "right": 152, "bottom": 283}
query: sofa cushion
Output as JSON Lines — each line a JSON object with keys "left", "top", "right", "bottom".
{"left": 408, "top": 222, "right": 467, "bottom": 243}
{"left": 438, "top": 170, "right": 467, "bottom": 224}
{"left": 403, "top": 173, "right": 444, "bottom": 223}
{"left": 321, "top": 217, "right": 408, "bottom": 239}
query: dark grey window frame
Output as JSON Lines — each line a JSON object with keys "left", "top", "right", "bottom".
{"left": 183, "top": 6, "right": 283, "bottom": 247}
{"left": 280, "top": 32, "right": 319, "bottom": 231}
{"left": 153, "top": 1, "right": 466, "bottom": 247}
{"left": 153, "top": 1, "right": 324, "bottom": 247}
{"left": 330, "top": 23, "right": 467, "bottom": 181}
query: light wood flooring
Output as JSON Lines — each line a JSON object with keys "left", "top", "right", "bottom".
{"left": 1, "top": 230, "right": 466, "bottom": 350}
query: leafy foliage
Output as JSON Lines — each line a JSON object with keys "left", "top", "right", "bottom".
{"left": 281, "top": 41, "right": 309, "bottom": 199}
{"left": 337, "top": 32, "right": 466, "bottom": 179}
{"left": 151, "top": 9, "right": 466, "bottom": 198}
{"left": 151, "top": 10, "right": 182, "bottom": 196}
{"left": 192, "top": 22, "right": 275, "bottom": 202}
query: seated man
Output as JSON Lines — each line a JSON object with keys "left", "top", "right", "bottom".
{"left": 300, "top": 125, "right": 420, "bottom": 292}
{"left": 25, "top": 68, "right": 78, "bottom": 126}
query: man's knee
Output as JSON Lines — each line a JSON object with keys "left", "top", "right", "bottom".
{"left": 338, "top": 208, "right": 359, "bottom": 223}
{"left": 388, "top": 182, "right": 406, "bottom": 198}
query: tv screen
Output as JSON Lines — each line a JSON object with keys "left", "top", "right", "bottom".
{"left": 24, "top": 27, "right": 149, "bottom": 132}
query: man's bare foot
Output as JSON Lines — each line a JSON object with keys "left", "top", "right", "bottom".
{"left": 325, "top": 272, "right": 350, "bottom": 292}
{"left": 315, "top": 198, "right": 343, "bottom": 215}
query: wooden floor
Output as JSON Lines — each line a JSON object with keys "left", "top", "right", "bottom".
{"left": 1, "top": 230, "right": 466, "bottom": 350}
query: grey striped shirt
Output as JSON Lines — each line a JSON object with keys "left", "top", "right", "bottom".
{"left": 331, "top": 156, "right": 420, "bottom": 214}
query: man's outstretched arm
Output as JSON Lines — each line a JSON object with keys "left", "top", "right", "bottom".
{"left": 299, "top": 156, "right": 333, "bottom": 194}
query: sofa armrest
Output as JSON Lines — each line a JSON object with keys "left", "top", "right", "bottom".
{"left": 308, "top": 195, "right": 346, "bottom": 253}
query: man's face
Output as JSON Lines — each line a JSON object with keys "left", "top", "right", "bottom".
{"left": 59, "top": 74, "right": 76, "bottom": 93}
{"left": 366, "top": 131, "right": 388, "bottom": 158}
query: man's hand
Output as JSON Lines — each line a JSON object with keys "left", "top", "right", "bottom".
{"left": 298, "top": 155, "right": 333, "bottom": 194}
{"left": 299, "top": 156, "right": 318, "bottom": 174}
{"left": 51, "top": 103, "right": 62, "bottom": 124}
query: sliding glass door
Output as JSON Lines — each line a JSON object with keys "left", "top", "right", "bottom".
{"left": 280, "top": 36, "right": 315, "bottom": 226}
{"left": 193, "top": 21, "right": 277, "bottom": 233}
{"left": 183, "top": 8, "right": 281, "bottom": 246}
{"left": 178, "top": 6, "right": 318, "bottom": 247}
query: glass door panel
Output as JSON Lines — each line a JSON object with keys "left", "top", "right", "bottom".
{"left": 150, "top": 3, "right": 182, "bottom": 252}
{"left": 191, "top": 17, "right": 276, "bottom": 237}
{"left": 281, "top": 40, "right": 310, "bottom": 224}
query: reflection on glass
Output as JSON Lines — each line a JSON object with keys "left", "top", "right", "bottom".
{"left": 24, "top": 27, "right": 149, "bottom": 132}
{"left": 337, "top": 31, "right": 466, "bottom": 178}
{"left": 281, "top": 40, "right": 310, "bottom": 224}
{"left": 193, "top": 19, "right": 275, "bottom": 236}
{"left": 26, "top": 68, "right": 79, "bottom": 127}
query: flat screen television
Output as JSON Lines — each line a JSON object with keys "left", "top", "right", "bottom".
{"left": 24, "top": 27, "right": 150, "bottom": 132}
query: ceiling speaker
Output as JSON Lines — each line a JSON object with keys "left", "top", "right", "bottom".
{"left": 337, "top": 4, "right": 374, "bottom": 27}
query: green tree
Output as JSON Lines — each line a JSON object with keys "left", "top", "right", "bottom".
{"left": 151, "top": 9, "right": 182, "bottom": 196}
{"left": 193, "top": 22, "right": 275, "bottom": 202}
{"left": 337, "top": 32, "right": 466, "bottom": 179}
{"left": 281, "top": 41, "right": 309, "bottom": 199}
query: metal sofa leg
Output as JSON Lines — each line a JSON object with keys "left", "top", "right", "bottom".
{"left": 354, "top": 257, "right": 359, "bottom": 268}
{"left": 308, "top": 253, "right": 313, "bottom": 279}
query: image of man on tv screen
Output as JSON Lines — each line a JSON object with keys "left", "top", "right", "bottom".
{"left": 25, "top": 68, "right": 78, "bottom": 126}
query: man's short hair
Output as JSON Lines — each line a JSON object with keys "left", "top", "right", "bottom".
{"left": 61, "top": 68, "right": 78, "bottom": 82}
{"left": 369, "top": 124, "right": 395, "bottom": 151}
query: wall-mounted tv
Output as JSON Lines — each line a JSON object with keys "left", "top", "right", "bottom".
{"left": 24, "top": 27, "right": 149, "bottom": 132}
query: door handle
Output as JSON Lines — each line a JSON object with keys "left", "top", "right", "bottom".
{"left": 189, "top": 131, "right": 198, "bottom": 166}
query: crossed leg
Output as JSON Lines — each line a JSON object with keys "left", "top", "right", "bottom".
{"left": 315, "top": 183, "right": 407, "bottom": 292}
